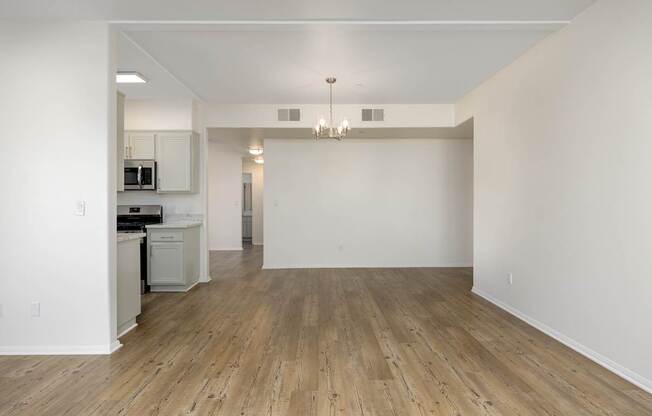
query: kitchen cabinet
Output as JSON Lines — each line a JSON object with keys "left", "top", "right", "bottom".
{"left": 123, "top": 130, "right": 199, "bottom": 194}
{"left": 147, "top": 223, "right": 200, "bottom": 292}
{"left": 116, "top": 92, "right": 125, "bottom": 192}
{"left": 117, "top": 233, "right": 143, "bottom": 337}
{"left": 125, "top": 132, "right": 155, "bottom": 160}
{"left": 149, "top": 242, "right": 184, "bottom": 284}
{"left": 156, "top": 132, "right": 198, "bottom": 193}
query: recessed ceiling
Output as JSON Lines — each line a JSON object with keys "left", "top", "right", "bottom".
{"left": 3, "top": 0, "right": 595, "bottom": 103}
{"left": 0, "top": 0, "right": 594, "bottom": 21}
{"left": 124, "top": 26, "right": 560, "bottom": 103}
{"left": 117, "top": 34, "right": 195, "bottom": 99}
{"left": 209, "top": 121, "right": 473, "bottom": 156}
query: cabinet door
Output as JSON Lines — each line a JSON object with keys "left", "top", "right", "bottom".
{"left": 149, "top": 242, "right": 185, "bottom": 284}
{"left": 127, "top": 133, "right": 156, "bottom": 159}
{"left": 117, "top": 239, "right": 140, "bottom": 327}
{"left": 157, "top": 133, "right": 192, "bottom": 192}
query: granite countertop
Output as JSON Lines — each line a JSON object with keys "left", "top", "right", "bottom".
{"left": 117, "top": 232, "right": 146, "bottom": 243}
{"left": 146, "top": 221, "right": 202, "bottom": 230}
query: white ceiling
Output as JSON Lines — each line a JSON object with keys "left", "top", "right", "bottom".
{"left": 123, "top": 25, "right": 558, "bottom": 103}
{"left": 1, "top": 0, "right": 594, "bottom": 21}
{"left": 209, "top": 121, "right": 473, "bottom": 157}
{"left": 2, "top": 0, "right": 595, "bottom": 103}
{"left": 117, "top": 34, "right": 195, "bottom": 99}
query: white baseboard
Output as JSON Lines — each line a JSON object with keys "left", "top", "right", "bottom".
{"left": 199, "top": 275, "right": 211, "bottom": 283}
{"left": 109, "top": 340, "right": 123, "bottom": 354}
{"left": 262, "top": 263, "right": 472, "bottom": 270}
{"left": 471, "top": 287, "right": 652, "bottom": 395}
{"left": 210, "top": 246, "right": 243, "bottom": 251}
{"left": 150, "top": 280, "right": 200, "bottom": 293}
{"left": 0, "top": 340, "right": 122, "bottom": 356}
{"left": 117, "top": 320, "right": 138, "bottom": 339}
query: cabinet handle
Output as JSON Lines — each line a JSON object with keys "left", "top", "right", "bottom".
{"left": 161, "top": 236, "right": 174, "bottom": 239}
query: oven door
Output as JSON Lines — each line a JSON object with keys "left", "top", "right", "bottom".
{"left": 124, "top": 161, "right": 156, "bottom": 190}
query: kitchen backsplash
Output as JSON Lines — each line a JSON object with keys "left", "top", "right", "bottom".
{"left": 165, "top": 213, "right": 204, "bottom": 223}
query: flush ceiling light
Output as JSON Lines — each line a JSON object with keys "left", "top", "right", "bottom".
{"left": 248, "top": 147, "right": 264, "bottom": 156}
{"left": 253, "top": 157, "right": 264, "bottom": 164}
{"left": 314, "top": 77, "right": 349, "bottom": 141}
{"left": 116, "top": 72, "right": 148, "bottom": 84}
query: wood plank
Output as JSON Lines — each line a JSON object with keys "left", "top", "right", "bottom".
{"left": 0, "top": 245, "right": 649, "bottom": 416}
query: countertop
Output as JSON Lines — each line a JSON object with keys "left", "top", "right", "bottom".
{"left": 146, "top": 221, "right": 202, "bottom": 229}
{"left": 117, "top": 232, "right": 146, "bottom": 243}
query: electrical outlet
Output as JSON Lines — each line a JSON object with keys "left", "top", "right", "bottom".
{"left": 338, "top": 245, "right": 344, "bottom": 252}
{"left": 508, "top": 273, "right": 514, "bottom": 285}
{"left": 31, "top": 302, "right": 40, "bottom": 318}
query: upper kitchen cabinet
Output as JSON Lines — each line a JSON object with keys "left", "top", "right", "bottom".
{"left": 156, "top": 132, "right": 199, "bottom": 193}
{"left": 125, "top": 132, "right": 156, "bottom": 160}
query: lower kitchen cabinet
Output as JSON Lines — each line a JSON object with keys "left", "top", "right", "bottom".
{"left": 147, "top": 224, "right": 200, "bottom": 292}
{"left": 149, "top": 242, "right": 184, "bottom": 285}
{"left": 117, "top": 233, "right": 144, "bottom": 337}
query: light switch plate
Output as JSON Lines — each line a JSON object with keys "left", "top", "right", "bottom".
{"left": 31, "top": 302, "right": 40, "bottom": 317}
{"left": 74, "top": 200, "right": 86, "bottom": 216}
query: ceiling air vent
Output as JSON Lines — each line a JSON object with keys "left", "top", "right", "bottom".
{"left": 361, "top": 108, "right": 384, "bottom": 122}
{"left": 278, "top": 108, "right": 301, "bottom": 122}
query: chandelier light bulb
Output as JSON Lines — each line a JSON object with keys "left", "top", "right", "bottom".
{"left": 248, "top": 147, "right": 263, "bottom": 156}
{"left": 313, "top": 76, "right": 349, "bottom": 141}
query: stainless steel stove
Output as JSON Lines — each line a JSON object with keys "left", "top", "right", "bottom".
{"left": 117, "top": 205, "right": 163, "bottom": 293}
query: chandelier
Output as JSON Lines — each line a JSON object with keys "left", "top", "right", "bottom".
{"left": 314, "top": 77, "right": 350, "bottom": 140}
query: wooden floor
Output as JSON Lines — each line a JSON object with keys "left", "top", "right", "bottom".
{"left": 1, "top": 246, "right": 651, "bottom": 415}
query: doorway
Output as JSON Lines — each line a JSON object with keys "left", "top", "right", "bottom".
{"left": 242, "top": 172, "right": 253, "bottom": 245}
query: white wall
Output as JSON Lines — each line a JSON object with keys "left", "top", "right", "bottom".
{"left": 264, "top": 138, "right": 473, "bottom": 268}
{"left": 0, "top": 22, "right": 117, "bottom": 353}
{"left": 243, "top": 161, "right": 264, "bottom": 245}
{"left": 203, "top": 104, "right": 455, "bottom": 128}
{"left": 124, "top": 99, "right": 194, "bottom": 130}
{"left": 456, "top": 0, "right": 652, "bottom": 392}
{"left": 207, "top": 142, "right": 243, "bottom": 250}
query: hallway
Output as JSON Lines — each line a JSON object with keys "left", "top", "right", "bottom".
{"left": 1, "top": 247, "right": 650, "bottom": 415}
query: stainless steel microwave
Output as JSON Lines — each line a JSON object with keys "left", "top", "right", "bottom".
{"left": 124, "top": 160, "right": 156, "bottom": 190}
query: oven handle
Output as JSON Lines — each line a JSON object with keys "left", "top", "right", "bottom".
{"left": 137, "top": 165, "right": 143, "bottom": 189}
